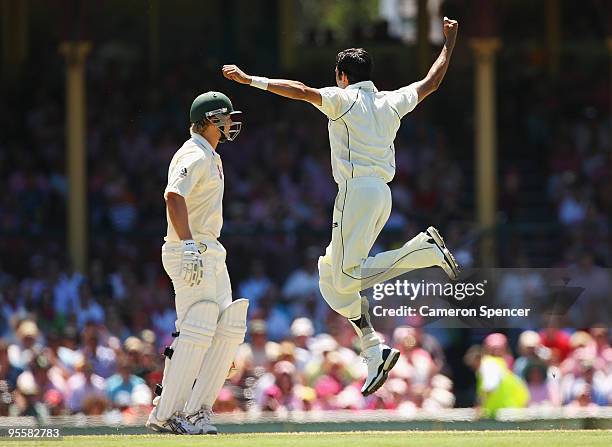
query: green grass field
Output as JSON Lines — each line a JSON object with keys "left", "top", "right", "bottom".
{"left": 12, "top": 430, "right": 612, "bottom": 447}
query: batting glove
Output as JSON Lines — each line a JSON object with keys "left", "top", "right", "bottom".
{"left": 181, "top": 239, "right": 204, "bottom": 287}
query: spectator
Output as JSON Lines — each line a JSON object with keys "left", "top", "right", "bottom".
{"left": 513, "top": 330, "right": 545, "bottom": 378}
{"left": 524, "top": 362, "right": 556, "bottom": 406}
{"left": 483, "top": 333, "right": 514, "bottom": 369}
{"left": 259, "top": 361, "right": 302, "bottom": 412}
{"left": 392, "top": 328, "right": 436, "bottom": 385}
{"left": 8, "top": 320, "right": 42, "bottom": 369}
{"left": 76, "top": 282, "right": 105, "bottom": 330}
{"left": 213, "top": 387, "right": 241, "bottom": 413}
{"left": 558, "top": 189, "right": 587, "bottom": 225}
{"left": 282, "top": 247, "right": 322, "bottom": 319}
{"left": 566, "top": 253, "right": 611, "bottom": 326}
{"left": 540, "top": 327, "right": 572, "bottom": 364}
{"left": 105, "top": 359, "right": 146, "bottom": 408}
{"left": 14, "top": 371, "right": 44, "bottom": 417}
{"left": 239, "top": 261, "right": 274, "bottom": 317}
{"left": 561, "top": 359, "right": 610, "bottom": 406}
{"left": 290, "top": 318, "right": 315, "bottom": 372}
{"left": 81, "top": 394, "right": 110, "bottom": 416}
{"left": 237, "top": 319, "right": 279, "bottom": 371}
{"left": 121, "top": 383, "right": 153, "bottom": 423}
{"left": 52, "top": 265, "right": 83, "bottom": 318}
{"left": 27, "top": 353, "right": 66, "bottom": 397}
{"left": 67, "top": 359, "right": 106, "bottom": 413}
{"left": 80, "top": 328, "right": 116, "bottom": 379}
{"left": 0, "top": 282, "right": 25, "bottom": 337}
{"left": 591, "top": 326, "right": 612, "bottom": 363}
{"left": 44, "top": 389, "right": 66, "bottom": 416}
{"left": 0, "top": 339, "right": 22, "bottom": 391}
{"left": 464, "top": 345, "right": 529, "bottom": 418}
{"left": 568, "top": 383, "right": 598, "bottom": 409}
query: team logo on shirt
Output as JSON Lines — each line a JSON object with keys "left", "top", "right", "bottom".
{"left": 179, "top": 167, "right": 188, "bottom": 178}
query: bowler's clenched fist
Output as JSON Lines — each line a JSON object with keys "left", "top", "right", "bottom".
{"left": 443, "top": 17, "right": 458, "bottom": 46}
{"left": 222, "top": 65, "right": 251, "bottom": 85}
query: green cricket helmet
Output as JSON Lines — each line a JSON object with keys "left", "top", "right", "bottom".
{"left": 190, "top": 91, "right": 242, "bottom": 142}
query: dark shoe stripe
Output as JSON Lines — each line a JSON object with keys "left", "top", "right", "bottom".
{"left": 426, "top": 227, "right": 460, "bottom": 278}
{"left": 362, "top": 349, "right": 400, "bottom": 396}
{"left": 383, "top": 349, "right": 400, "bottom": 373}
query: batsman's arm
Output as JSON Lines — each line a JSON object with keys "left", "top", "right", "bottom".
{"left": 411, "top": 17, "right": 458, "bottom": 103}
{"left": 165, "top": 192, "right": 193, "bottom": 240}
{"left": 222, "top": 65, "right": 322, "bottom": 106}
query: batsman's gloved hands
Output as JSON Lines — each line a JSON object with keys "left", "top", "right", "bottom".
{"left": 181, "top": 239, "right": 204, "bottom": 287}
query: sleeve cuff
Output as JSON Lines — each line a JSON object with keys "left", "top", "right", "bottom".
{"left": 405, "top": 85, "right": 418, "bottom": 114}
{"left": 312, "top": 88, "right": 333, "bottom": 116}
{"left": 164, "top": 187, "right": 184, "bottom": 199}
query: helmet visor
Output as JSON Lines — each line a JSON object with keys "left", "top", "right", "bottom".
{"left": 206, "top": 109, "right": 242, "bottom": 142}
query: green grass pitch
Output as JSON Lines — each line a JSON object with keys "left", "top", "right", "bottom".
{"left": 13, "top": 430, "right": 612, "bottom": 447}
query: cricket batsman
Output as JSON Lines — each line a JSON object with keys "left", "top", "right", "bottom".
{"left": 146, "top": 92, "right": 248, "bottom": 434}
{"left": 223, "top": 17, "right": 460, "bottom": 396}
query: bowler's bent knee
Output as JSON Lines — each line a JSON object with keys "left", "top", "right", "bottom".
{"left": 318, "top": 259, "right": 362, "bottom": 319}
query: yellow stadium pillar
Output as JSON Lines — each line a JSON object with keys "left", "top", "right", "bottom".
{"left": 59, "top": 41, "right": 91, "bottom": 274}
{"left": 470, "top": 38, "right": 501, "bottom": 268}
{"left": 1, "top": 0, "right": 28, "bottom": 81}
{"left": 278, "top": 0, "right": 296, "bottom": 70}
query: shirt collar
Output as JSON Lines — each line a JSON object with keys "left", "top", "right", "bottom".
{"left": 190, "top": 131, "right": 216, "bottom": 155}
{"left": 346, "top": 80, "right": 377, "bottom": 92}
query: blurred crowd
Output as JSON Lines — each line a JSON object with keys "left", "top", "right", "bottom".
{"left": 1, "top": 16, "right": 611, "bottom": 421}
{"left": 464, "top": 328, "right": 612, "bottom": 417}
{"left": 546, "top": 113, "right": 612, "bottom": 267}
{"left": 1, "top": 314, "right": 610, "bottom": 419}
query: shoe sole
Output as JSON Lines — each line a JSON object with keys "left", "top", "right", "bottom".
{"left": 426, "top": 226, "right": 460, "bottom": 280}
{"left": 362, "top": 348, "right": 400, "bottom": 396}
{"left": 146, "top": 422, "right": 173, "bottom": 434}
{"left": 147, "top": 420, "right": 203, "bottom": 435}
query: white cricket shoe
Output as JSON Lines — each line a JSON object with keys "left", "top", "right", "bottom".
{"left": 361, "top": 344, "right": 400, "bottom": 396}
{"left": 185, "top": 406, "right": 218, "bottom": 435}
{"left": 426, "top": 226, "right": 460, "bottom": 280}
{"left": 146, "top": 407, "right": 200, "bottom": 434}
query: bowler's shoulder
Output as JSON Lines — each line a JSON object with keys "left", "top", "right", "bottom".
{"left": 319, "top": 86, "right": 352, "bottom": 100}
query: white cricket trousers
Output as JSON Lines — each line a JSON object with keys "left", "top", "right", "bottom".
{"left": 162, "top": 239, "right": 232, "bottom": 329}
{"left": 318, "top": 176, "right": 444, "bottom": 320}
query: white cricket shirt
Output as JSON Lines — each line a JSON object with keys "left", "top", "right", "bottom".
{"left": 313, "top": 80, "right": 418, "bottom": 184}
{"left": 164, "top": 132, "right": 225, "bottom": 242}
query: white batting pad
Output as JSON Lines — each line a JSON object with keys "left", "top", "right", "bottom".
{"left": 154, "top": 336, "right": 178, "bottom": 407}
{"left": 184, "top": 298, "right": 249, "bottom": 413}
{"left": 155, "top": 300, "right": 219, "bottom": 421}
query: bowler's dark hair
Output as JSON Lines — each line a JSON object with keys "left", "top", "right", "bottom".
{"left": 335, "top": 48, "right": 373, "bottom": 84}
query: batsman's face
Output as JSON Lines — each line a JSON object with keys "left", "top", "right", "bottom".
{"left": 224, "top": 115, "right": 234, "bottom": 135}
